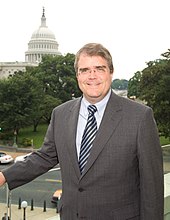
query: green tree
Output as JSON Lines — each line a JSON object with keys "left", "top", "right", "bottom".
{"left": 0, "top": 71, "right": 44, "bottom": 134}
{"left": 36, "top": 54, "right": 81, "bottom": 102}
{"left": 139, "top": 59, "right": 170, "bottom": 137}
{"left": 0, "top": 53, "right": 82, "bottom": 139}
{"left": 127, "top": 71, "right": 142, "bottom": 98}
{"left": 111, "top": 79, "right": 128, "bottom": 90}
{"left": 41, "top": 94, "right": 62, "bottom": 124}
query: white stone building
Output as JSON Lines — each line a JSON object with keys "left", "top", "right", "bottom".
{"left": 25, "top": 7, "right": 61, "bottom": 63}
{"left": 0, "top": 8, "right": 61, "bottom": 79}
{"left": 0, "top": 62, "right": 38, "bottom": 79}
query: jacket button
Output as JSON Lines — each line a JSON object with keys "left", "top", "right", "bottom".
{"left": 78, "top": 188, "right": 84, "bottom": 192}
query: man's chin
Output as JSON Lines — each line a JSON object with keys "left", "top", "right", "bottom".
{"left": 85, "top": 94, "right": 103, "bottom": 103}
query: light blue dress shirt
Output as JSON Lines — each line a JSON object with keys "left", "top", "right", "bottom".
{"left": 76, "top": 89, "right": 111, "bottom": 158}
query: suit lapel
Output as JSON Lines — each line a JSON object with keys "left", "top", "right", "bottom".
{"left": 81, "top": 92, "right": 123, "bottom": 178}
{"left": 66, "top": 98, "right": 82, "bottom": 179}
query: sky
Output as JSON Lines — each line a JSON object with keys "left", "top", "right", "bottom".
{"left": 0, "top": 0, "right": 170, "bottom": 80}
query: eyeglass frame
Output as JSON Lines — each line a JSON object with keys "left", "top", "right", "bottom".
{"left": 78, "top": 65, "right": 108, "bottom": 76}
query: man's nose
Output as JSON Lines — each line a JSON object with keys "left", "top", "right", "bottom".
{"left": 89, "top": 69, "right": 97, "bottom": 75}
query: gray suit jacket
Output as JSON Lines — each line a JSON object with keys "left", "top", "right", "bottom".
{"left": 3, "top": 91, "right": 164, "bottom": 220}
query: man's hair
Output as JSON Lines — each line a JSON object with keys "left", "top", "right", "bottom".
{"left": 74, "top": 43, "right": 114, "bottom": 74}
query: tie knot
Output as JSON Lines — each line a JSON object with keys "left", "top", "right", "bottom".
{"left": 87, "top": 105, "right": 97, "bottom": 115}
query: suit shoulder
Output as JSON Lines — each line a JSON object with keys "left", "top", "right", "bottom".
{"left": 112, "top": 92, "right": 151, "bottom": 113}
{"left": 53, "top": 97, "right": 81, "bottom": 113}
{"left": 124, "top": 96, "right": 149, "bottom": 109}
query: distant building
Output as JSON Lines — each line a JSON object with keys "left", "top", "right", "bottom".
{"left": 0, "top": 7, "right": 61, "bottom": 79}
{"left": 113, "top": 89, "right": 127, "bottom": 98}
{"left": 25, "top": 7, "right": 61, "bottom": 63}
{"left": 0, "top": 62, "right": 38, "bottom": 79}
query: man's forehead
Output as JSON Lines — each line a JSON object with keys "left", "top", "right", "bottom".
{"left": 78, "top": 55, "right": 107, "bottom": 66}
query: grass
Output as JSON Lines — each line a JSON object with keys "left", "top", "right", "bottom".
{"left": 160, "top": 136, "right": 170, "bottom": 158}
{"left": 18, "top": 123, "right": 48, "bottom": 149}
{"left": 160, "top": 136, "right": 170, "bottom": 146}
{"left": 17, "top": 123, "right": 170, "bottom": 149}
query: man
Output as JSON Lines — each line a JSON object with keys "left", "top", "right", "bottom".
{"left": 0, "top": 43, "right": 164, "bottom": 219}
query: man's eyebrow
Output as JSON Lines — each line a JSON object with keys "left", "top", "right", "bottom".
{"left": 79, "top": 67, "right": 89, "bottom": 71}
{"left": 95, "top": 65, "right": 107, "bottom": 69}
{"left": 79, "top": 65, "right": 107, "bottom": 70}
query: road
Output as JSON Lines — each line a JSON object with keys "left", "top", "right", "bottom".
{"left": 0, "top": 164, "right": 62, "bottom": 209}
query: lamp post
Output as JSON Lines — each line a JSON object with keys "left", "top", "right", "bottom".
{"left": 13, "top": 130, "right": 18, "bottom": 147}
{"left": 21, "top": 201, "right": 28, "bottom": 220}
{"left": 5, "top": 184, "right": 11, "bottom": 220}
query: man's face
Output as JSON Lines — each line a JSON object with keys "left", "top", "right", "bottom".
{"left": 77, "top": 54, "right": 113, "bottom": 104}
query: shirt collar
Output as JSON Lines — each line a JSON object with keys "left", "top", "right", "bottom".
{"left": 80, "top": 89, "right": 111, "bottom": 118}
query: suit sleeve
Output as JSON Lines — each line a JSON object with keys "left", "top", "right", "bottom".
{"left": 2, "top": 109, "right": 59, "bottom": 190}
{"left": 137, "top": 107, "right": 164, "bottom": 220}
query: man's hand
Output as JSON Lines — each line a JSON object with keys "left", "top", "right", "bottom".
{"left": 0, "top": 172, "right": 6, "bottom": 186}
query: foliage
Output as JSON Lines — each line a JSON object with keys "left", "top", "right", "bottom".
{"left": 0, "top": 72, "right": 44, "bottom": 133}
{"left": 21, "top": 137, "right": 33, "bottom": 147}
{"left": 127, "top": 52, "right": 170, "bottom": 138}
{"left": 18, "top": 123, "right": 48, "bottom": 148}
{"left": 127, "top": 71, "right": 142, "bottom": 98}
{"left": 0, "top": 53, "right": 82, "bottom": 143}
{"left": 41, "top": 94, "right": 62, "bottom": 124}
{"left": 160, "top": 136, "right": 170, "bottom": 146}
{"left": 139, "top": 59, "right": 170, "bottom": 138}
{"left": 35, "top": 53, "right": 81, "bottom": 102}
{"left": 111, "top": 79, "right": 128, "bottom": 90}
{"left": 0, "top": 50, "right": 169, "bottom": 142}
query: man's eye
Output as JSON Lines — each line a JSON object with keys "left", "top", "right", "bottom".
{"left": 97, "top": 67, "right": 105, "bottom": 72}
{"left": 82, "top": 68, "right": 88, "bottom": 72}
{"left": 79, "top": 68, "right": 89, "bottom": 74}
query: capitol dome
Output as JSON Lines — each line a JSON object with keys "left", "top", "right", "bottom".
{"left": 31, "top": 27, "right": 56, "bottom": 40}
{"left": 25, "top": 8, "right": 61, "bottom": 63}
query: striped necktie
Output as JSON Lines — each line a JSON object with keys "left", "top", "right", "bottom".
{"left": 79, "top": 105, "right": 97, "bottom": 174}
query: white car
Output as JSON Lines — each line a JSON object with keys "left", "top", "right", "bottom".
{"left": 0, "top": 152, "right": 14, "bottom": 164}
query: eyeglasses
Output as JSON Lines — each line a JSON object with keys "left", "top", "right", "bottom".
{"left": 78, "top": 65, "right": 107, "bottom": 75}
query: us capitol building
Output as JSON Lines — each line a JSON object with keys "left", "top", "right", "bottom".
{"left": 0, "top": 8, "right": 61, "bottom": 79}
